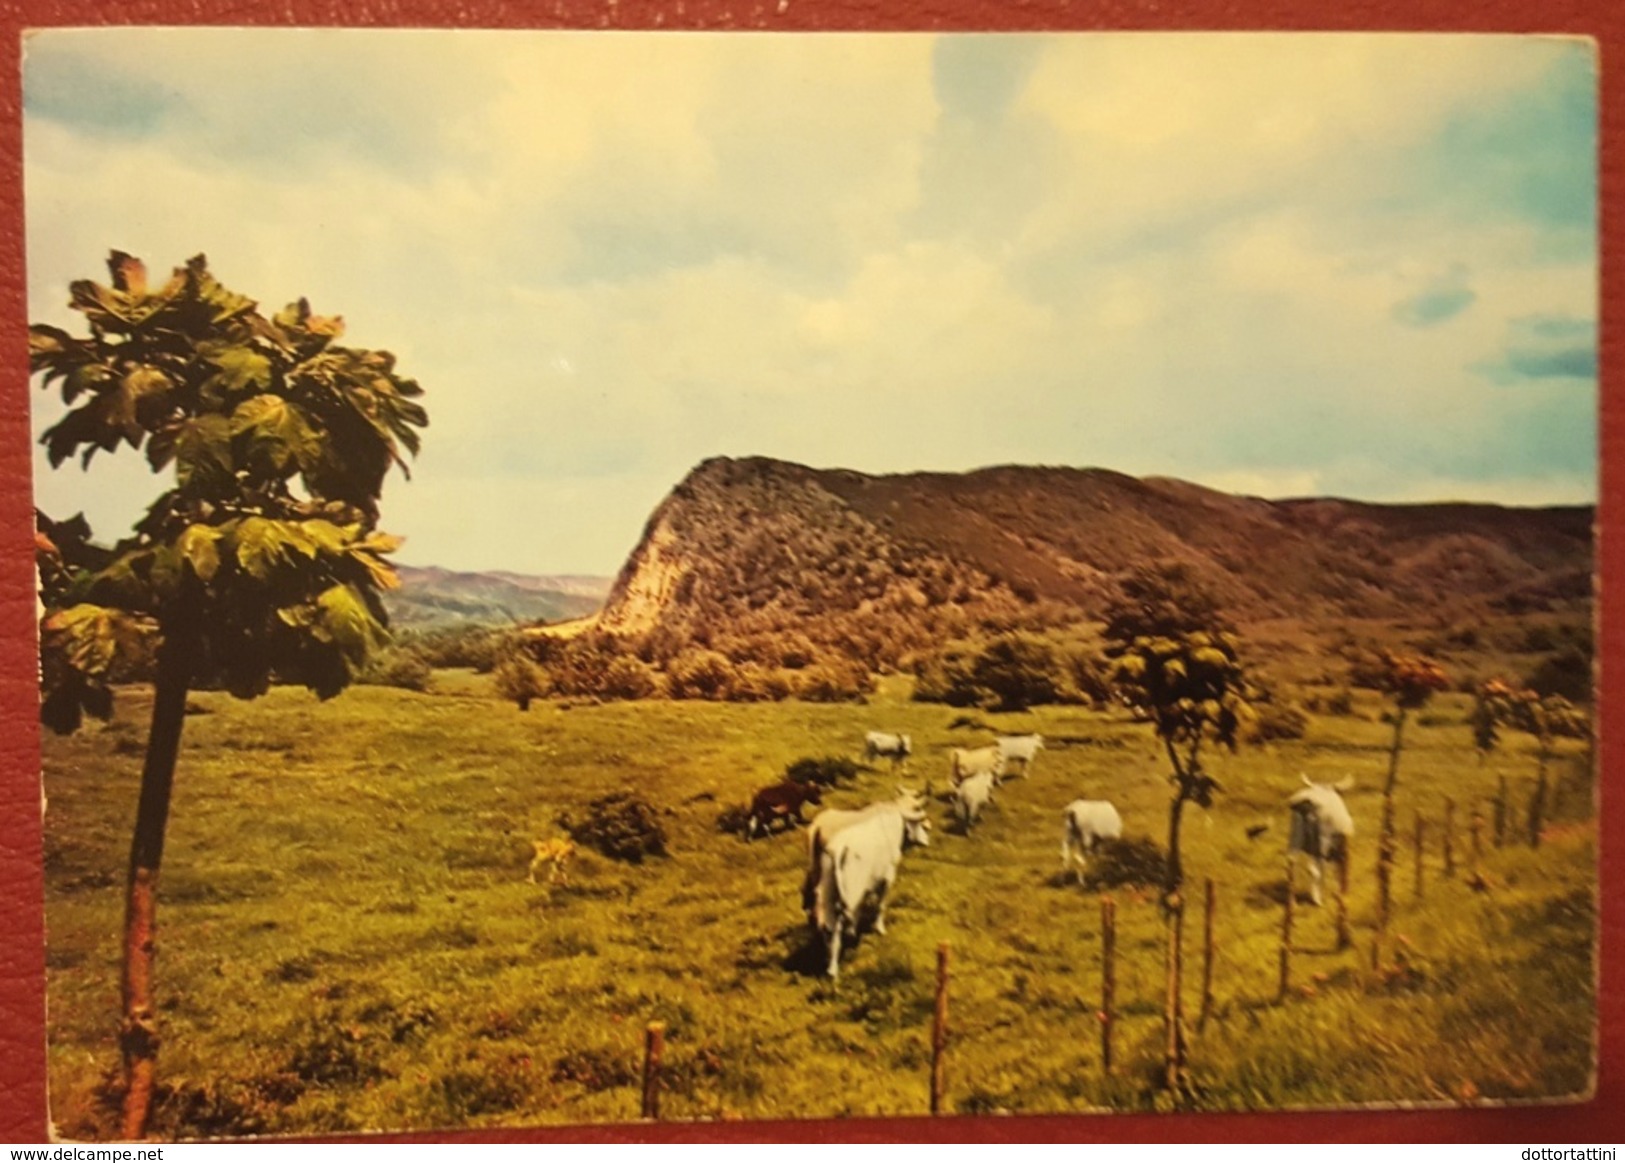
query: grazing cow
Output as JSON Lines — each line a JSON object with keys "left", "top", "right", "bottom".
{"left": 1288, "top": 774, "right": 1354, "bottom": 906}
{"left": 527, "top": 838, "right": 577, "bottom": 887}
{"left": 950, "top": 744, "right": 1005, "bottom": 787}
{"left": 802, "top": 788, "right": 924, "bottom": 913}
{"left": 995, "top": 734, "right": 1044, "bottom": 777}
{"left": 746, "top": 780, "right": 824, "bottom": 840}
{"left": 811, "top": 801, "right": 931, "bottom": 981}
{"left": 954, "top": 770, "right": 997, "bottom": 831}
{"left": 1060, "top": 800, "right": 1123, "bottom": 883}
{"left": 864, "top": 731, "right": 913, "bottom": 767}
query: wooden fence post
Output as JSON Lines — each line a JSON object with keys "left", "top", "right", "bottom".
{"left": 1335, "top": 848, "right": 1351, "bottom": 952}
{"left": 1101, "top": 897, "right": 1116, "bottom": 1075}
{"left": 1198, "top": 878, "right": 1216, "bottom": 1033}
{"left": 1413, "top": 814, "right": 1426, "bottom": 901}
{"left": 1163, "top": 893, "right": 1186, "bottom": 1091}
{"left": 931, "top": 942, "right": 950, "bottom": 1115}
{"left": 1277, "top": 861, "right": 1295, "bottom": 1003}
{"left": 1528, "top": 773, "right": 1547, "bottom": 849}
{"left": 1443, "top": 798, "right": 1455, "bottom": 878}
{"left": 641, "top": 1021, "right": 666, "bottom": 1120}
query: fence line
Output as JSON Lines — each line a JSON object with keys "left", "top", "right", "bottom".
{"left": 630, "top": 813, "right": 1548, "bottom": 1118}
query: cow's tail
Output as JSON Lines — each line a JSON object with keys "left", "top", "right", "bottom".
{"left": 802, "top": 830, "right": 824, "bottom": 915}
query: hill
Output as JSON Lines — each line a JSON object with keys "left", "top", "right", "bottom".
{"left": 588, "top": 456, "right": 1591, "bottom": 670}
{"left": 383, "top": 564, "right": 610, "bottom": 629}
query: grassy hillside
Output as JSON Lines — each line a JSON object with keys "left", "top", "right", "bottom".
{"left": 41, "top": 671, "right": 1594, "bottom": 1138}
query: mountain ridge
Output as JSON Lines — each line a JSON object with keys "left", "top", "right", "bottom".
{"left": 587, "top": 456, "right": 1591, "bottom": 666}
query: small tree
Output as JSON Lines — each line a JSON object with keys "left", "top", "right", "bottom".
{"left": 32, "top": 253, "right": 427, "bottom": 1137}
{"left": 1103, "top": 562, "right": 1250, "bottom": 1091}
{"left": 1369, "top": 651, "right": 1449, "bottom": 968}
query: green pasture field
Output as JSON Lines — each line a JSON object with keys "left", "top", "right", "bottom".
{"left": 41, "top": 670, "right": 1595, "bottom": 1137}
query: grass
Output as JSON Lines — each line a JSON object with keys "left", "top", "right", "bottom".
{"left": 40, "top": 669, "right": 1595, "bottom": 1138}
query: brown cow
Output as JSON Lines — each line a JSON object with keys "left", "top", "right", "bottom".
{"left": 746, "top": 780, "right": 824, "bottom": 840}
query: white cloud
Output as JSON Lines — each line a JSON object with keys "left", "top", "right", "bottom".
{"left": 24, "top": 30, "right": 1596, "bottom": 574}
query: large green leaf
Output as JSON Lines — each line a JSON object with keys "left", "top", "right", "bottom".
{"left": 42, "top": 603, "right": 153, "bottom": 679}
{"left": 177, "top": 524, "right": 223, "bottom": 583}
{"left": 233, "top": 517, "right": 288, "bottom": 580}
{"left": 171, "top": 414, "right": 233, "bottom": 490}
{"left": 206, "top": 345, "right": 273, "bottom": 397}
{"left": 316, "top": 583, "right": 386, "bottom": 665}
{"left": 231, "top": 394, "right": 321, "bottom": 474}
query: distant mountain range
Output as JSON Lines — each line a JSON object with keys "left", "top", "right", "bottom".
{"left": 383, "top": 564, "right": 611, "bottom": 629}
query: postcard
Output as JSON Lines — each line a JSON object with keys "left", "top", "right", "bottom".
{"left": 25, "top": 28, "right": 1597, "bottom": 1139}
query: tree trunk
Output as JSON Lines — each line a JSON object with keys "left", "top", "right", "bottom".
{"left": 1166, "top": 790, "right": 1187, "bottom": 894}
{"left": 119, "top": 621, "right": 198, "bottom": 1139}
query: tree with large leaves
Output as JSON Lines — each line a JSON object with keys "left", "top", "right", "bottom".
{"left": 1102, "top": 561, "right": 1251, "bottom": 1093}
{"left": 32, "top": 252, "right": 427, "bottom": 1138}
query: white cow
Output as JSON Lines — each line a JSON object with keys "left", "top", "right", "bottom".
{"left": 1061, "top": 800, "right": 1123, "bottom": 883}
{"left": 954, "top": 770, "right": 997, "bottom": 831}
{"left": 802, "top": 789, "right": 924, "bottom": 913}
{"left": 864, "top": 731, "right": 913, "bottom": 767}
{"left": 811, "top": 801, "right": 931, "bottom": 981}
{"left": 950, "top": 744, "right": 1005, "bottom": 787}
{"left": 995, "top": 734, "right": 1044, "bottom": 777}
{"left": 1288, "top": 774, "right": 1354, "bottom": 906}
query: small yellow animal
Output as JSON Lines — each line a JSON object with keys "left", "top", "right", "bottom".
{"left": 527, "top": 838, "right": 576, "bottom": 887}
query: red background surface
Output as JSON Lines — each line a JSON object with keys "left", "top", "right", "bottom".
{"left": 0, "top": 0, "right": 1617, "bottom": 1144}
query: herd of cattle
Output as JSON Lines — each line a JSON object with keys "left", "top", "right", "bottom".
{"left": 738, "top": 730, "right": 1358, "bottom": 980}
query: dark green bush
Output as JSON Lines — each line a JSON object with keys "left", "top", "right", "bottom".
{"left": 561, "top": 792, "right": 669, "bottom": 863}
{"left": 1250, "top": 701, "right": 1309, "bottom": 741}
{"left": 785, "top": 755, "right": 862, "bottom": 787}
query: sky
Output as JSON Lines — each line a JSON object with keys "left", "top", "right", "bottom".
{"left": 23, "top": 30, "right": 1598, "bottom": 576}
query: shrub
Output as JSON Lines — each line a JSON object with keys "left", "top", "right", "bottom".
{"left": 1088, "top": 836, "right": 1167, "bottom": 888}
{"left": 493, "top": 654, "right": 548, "bottom": 711}
{"left": 358, "top": 648, "right": 433, "bottom": 692}
{"left": 1325, "top": 688, "right": 1355, "bottom": 716}
{"left": 665, "top": 650, "right": 738, "bottom": 700}
{"left": 785, "top": 755, "right": 862, "bottom": 788}
{"left": 795, "top": 657, "right": 874, "bottom": 703}
{"left": 561, "top": 792, "right": 669, "bottom": 863}
{"left": 1250, "top": 701, "right": 1309, "bottom": 742}
{"left": 915, "top": 633, "right": 1071, "bottom": 711}
{"left": 599, "top": 655, "right": 662, "bottom": 700}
